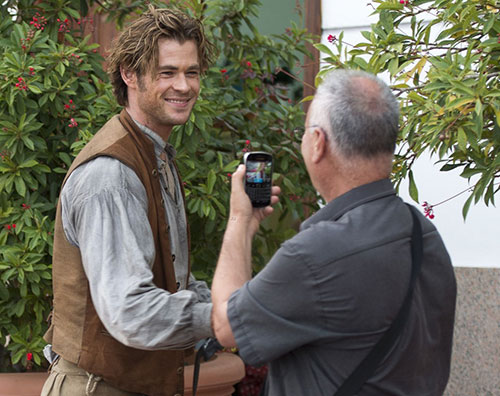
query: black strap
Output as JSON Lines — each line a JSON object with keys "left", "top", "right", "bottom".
{"left": 192, "top": 338, "right": 223, "bottom": 396}
{"left": 334, "top": 204, "right": 423, "bottom": 396}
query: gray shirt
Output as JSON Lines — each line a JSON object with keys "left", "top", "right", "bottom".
{"left": 228, "top": 179, "right": 456, "bottom": 396}
{"left": 60, "top": 122, "right": 213, "bottom": 350}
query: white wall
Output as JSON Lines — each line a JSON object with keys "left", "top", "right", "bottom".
{"left": 321, "top": 0, "right": 500, "bottom": 268}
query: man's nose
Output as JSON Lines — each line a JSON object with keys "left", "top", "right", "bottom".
{"left": 172, "top": 74, "right": 189, "bottom": 91}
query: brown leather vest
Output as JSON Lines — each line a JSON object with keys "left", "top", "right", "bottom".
{"left": 44, "top": 110, "right": 190, "bottom": 396}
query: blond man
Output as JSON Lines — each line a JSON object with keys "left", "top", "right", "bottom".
{"left": 42, "top": 6, "right": 216, "bottom": 396}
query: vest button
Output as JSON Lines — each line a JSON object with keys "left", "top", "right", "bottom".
{"left": 152, "top": 169, "right": 158, "bottom": 177}
{"left": 176, "top": 282, "right": 180, "bottom": 290}
{"left": 172, "top": 254, "right": 176, "bottom": 262}
{"left": 177, "top": 366, "right": 184, "bottom": 374}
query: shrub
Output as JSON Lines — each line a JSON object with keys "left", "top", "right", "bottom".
{"left": 316, "top": 0, "right": 500, "bottom": 217}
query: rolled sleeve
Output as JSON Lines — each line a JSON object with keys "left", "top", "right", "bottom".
{"left": 227, "top": 239, "right": 323, "bottom": 366}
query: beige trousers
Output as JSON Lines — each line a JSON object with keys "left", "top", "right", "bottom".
{"left": 40, "top": 357, "right": 145, "bottom": 396}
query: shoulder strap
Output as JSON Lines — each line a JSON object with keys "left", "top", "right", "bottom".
{"left": 334, "top": 204, "right": 423, "bottom": 396}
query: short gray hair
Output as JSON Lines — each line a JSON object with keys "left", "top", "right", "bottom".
{"left": 309, "top": 69, "right": 399, "bottom": 158}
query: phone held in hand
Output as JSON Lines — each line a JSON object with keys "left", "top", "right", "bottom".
{"left": 243, "top": 151, "right": 273, "bottom": 207}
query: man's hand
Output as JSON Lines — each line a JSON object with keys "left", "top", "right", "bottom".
{"left": 229, "top": 164, "right": 280, "bottom": 237}
{"left": 211, "top": 164, "right": 280, "bottom": 347}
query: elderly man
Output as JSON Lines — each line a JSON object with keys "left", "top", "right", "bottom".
{"left": 211, "top": 69, "right": 456, "bottom": 396}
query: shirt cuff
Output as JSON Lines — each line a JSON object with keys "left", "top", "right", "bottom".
{"left": 192, "top": 302, "right": 215, "bottom": 340}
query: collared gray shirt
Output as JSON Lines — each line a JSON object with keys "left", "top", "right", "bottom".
{"left": 60, "top": 121, "right": 213, "bottom": 350}
{"left": 228, "top": 179, "right": 456, "bottom": 396}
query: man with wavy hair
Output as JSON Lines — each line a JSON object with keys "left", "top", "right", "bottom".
{"left": 42, "top": 5, "right": 216, "bottom": 396}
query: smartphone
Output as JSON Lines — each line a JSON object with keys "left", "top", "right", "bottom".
{"left": 243, "top": 151, "right": 273, "bottom": 207}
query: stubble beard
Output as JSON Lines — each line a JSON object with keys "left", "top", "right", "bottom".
{"left": 137, "top": 80, "right": 195, "bottom": 130}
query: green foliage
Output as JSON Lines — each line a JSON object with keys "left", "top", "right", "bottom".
{"left": 0, "top": 0, "right": 317, "bottom": 370}
{"left": 0, "top": 1, "right": 121, "bottom": 371}
{"left": 316, "top": 0, "right": 500, "bottom": 218}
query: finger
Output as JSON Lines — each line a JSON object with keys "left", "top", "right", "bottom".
{"left": 231, "top": 164, "right": 246, "bottom": 192}
{"left": 271, "top": 185, "right": 281, "bottom": 196}
{"left": 261, "top": 206, "right": 274, "bottom": 217}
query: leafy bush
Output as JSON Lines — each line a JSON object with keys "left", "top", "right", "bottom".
{"left": 0, "top": 0, "right": 317, "bottom": 371}
{"left": 316, "top": 0, "right": 500, "bottom": 217}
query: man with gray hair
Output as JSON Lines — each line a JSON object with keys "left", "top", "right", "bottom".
{"left": 211, "top": 69, "right": 456, "bottom": 395}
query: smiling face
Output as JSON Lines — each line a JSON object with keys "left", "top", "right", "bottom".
{"left": 125, "top": 38, "right": 201, "bottom": 139}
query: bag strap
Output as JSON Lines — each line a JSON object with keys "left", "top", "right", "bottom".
{"left": 192, "top": 338, "right": 223, "bottom": 396}
{"left": 334, "top": 204, "right": 423, "bottom": 396}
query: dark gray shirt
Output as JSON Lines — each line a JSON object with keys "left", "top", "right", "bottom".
{"left": 228, "top": 179, "right": 456, "bottom": 395}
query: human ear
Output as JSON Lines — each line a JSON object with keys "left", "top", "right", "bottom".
{"left": 120, "top": 67, "right": 137, "bottom": 88}
{"left": 311, "top": 128, "right": 327, "bottom": 163}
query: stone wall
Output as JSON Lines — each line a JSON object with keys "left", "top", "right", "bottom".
{"left": 444, "top": 267, "right": 500, "bottom": 395}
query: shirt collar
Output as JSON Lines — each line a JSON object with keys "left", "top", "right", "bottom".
{"left": 301, "top": 179, "right": 396, "bottom": 231}
{"left": 132, "top": 118, "right": 177, "bottom": 160}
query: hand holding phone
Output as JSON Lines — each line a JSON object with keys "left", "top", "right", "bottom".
{"left": 243, "top": 151, "right": 273, "bottom": 207}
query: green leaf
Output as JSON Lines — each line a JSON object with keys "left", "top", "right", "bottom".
{"left": 300, "top": 95, "right": 314, "bottom": 104}
{"left": 21, "top": 136, "right": 35, "bottom": 151}
{"left": 202, "top": 200, "right": 210, "bottom": 217}
{"left": 462, "top": 193, "right": 474, "bottom": 220}
{"left": 33, "top": 353, "right": 41, "bottom": 365}
{"left": 222, "top": 160, "right": 240, "bottom": 173}
{"left": 206, "top": 170, "right": 216, "bottom": 194}
{"left": 20, "top": 281, "right": 27, "bottom": 298}
{"left": 56, "top": 62, "right": 66, "bottom": 77}
{"left": 388, "top": 57, "right": 399, "bottom": 76}
{"left": 353, "top": 57, "right": 369, "bottom": 70}
{"left": 314, "top": 43, "right": 335, "bottom": 58}
{"left": 14, "top": 299, "right": 26, "bottom": 317}
{"left": 19, "top": 159, "right": 38, "bottom": 168}
{"left": 15, "top": 177, "right": 26, "bottom": 197}
{"left": 66, "top": 7, "right": 81, "bottom": 19}
{"left": 484, "top": 14, "right": 496, "bottom": 34}
{"left": 377, "top": 2, "right": 404, "bottom": 11}
{"left": 28, "top": 84, "right": 42, "bottom": 94}
{"left": 12, "top": 349, "right": 24, "bottom": 365}
{"left": 457, "top": 128, "right": 468, "bottom": 152}
{"left": 408, "top": 170, "right": 419, "bottom": 202}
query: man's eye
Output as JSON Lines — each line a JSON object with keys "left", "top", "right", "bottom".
{"left": 160, "top": 71, "right": 174, "bottom": 77}
{"left": 187, "top": 71, "right": 200, "bottom": 77}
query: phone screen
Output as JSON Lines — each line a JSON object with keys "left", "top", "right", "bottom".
{"left": 245, "top": 160, "right": 272, "bottom": 184}
{"left": 244, "top": 152, "right": 273, "bottom": 207}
